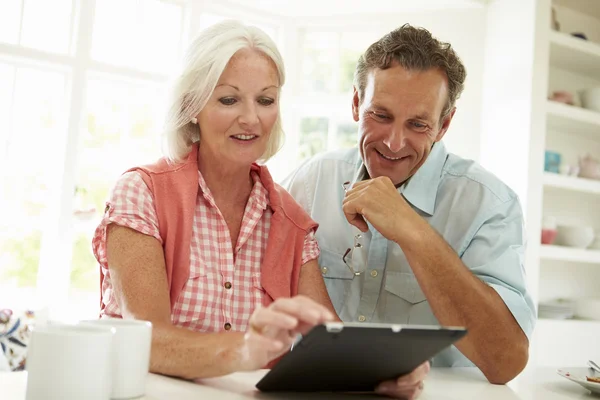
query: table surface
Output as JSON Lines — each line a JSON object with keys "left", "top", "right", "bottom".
{"left": 2, "top": 366, "right": 598, "bottom": 400}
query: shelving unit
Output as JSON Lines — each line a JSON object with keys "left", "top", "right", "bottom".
{"left": 546, "top": 100, "right": 600, "bottom": 139}
{"left": 534, "top": 0, "right": 600, "bottom": 366}
{"left": 543, "top": 172, "right": 600, "bottom": 194}
{"left": 540, "top": 245, "right": 600, "bottom": 264}
{"left": 549, "top": 31, "right": 600, "bottom": 80}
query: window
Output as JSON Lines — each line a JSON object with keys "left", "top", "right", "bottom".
{"left": 0, "top": 64, "right": 69, "bottom": 310}
{"left": 0, "top": 0, "right": 183, "bottom": 319}
{"left": 92, "top": 0, "right": 184, "bottom": 74}
{"left": 0, "top": 0, "right": 75, "bottom": 54}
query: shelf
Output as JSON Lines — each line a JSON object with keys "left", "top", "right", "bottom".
{"left": 540, "top": 244, "right": 600, "bottom": 264}
{"left": 549, "top": 31, "right": 600, "bottom": 80}
{"left": 546, "top": 101, "right": 600, "bottom": 139}
{"left": 543, "top": 172, "right": 600, "bottom": 194}
{"left": 554, "top": 0, "right": 600, "bottom": 21}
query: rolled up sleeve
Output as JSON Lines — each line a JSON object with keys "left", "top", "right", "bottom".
{"left": 460, "top": 197, "right": 537, "bottom": 340}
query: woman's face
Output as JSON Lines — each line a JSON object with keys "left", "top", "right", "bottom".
{"left": 196, "top": 48, "right": 280, "bottom": 168}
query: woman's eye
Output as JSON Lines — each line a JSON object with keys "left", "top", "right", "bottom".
{"left": 411, "top": 122, "right": 427, "bottom": 129}
{"left": 219, "top": 97, "right": 236, "bottom": 105}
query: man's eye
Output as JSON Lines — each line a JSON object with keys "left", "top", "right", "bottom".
{"left": 372, "top": 112, "right": 390, "bottom": 120}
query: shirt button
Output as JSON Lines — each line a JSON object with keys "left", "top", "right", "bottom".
{"left": 321, "top": 267, "right": 328, "bottom": 275}
{"left": 358, "top": 315, "right": 366, "bottom": 322}
{"left": 224, "top": 282, "right": 232, "bottom": 289}
{"left": 224, "top": 323, "right": 232, "bottom": 330}
{"left": 370, "top": 270, "right": 378, "bottom": 278}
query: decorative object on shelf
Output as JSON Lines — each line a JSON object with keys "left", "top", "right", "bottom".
{"left": 575, "top": 298, "right": 600, "bottom": 321}
{"left": 588, "top": 232, "right": 600, "bottom": 250}
{"left": 538, "top": 298, "right": 575, "bottom": 319}
{"left": 555, "top": 225, "right": 595, "bottom": 248}
{"left": 549, "top": 90, "right": 575, "bottom": 105}
{"left": 541, "top": 216, "right": 558, "bottom": 245}
{"left": 559, "top": 164, "right": 580, "bottom": 176}
{"left": 578, "top": 154, "right": 600, "bottom": 180}
{"left": 580, "top": 87, "right": 600, "bottom": 113}
{"left": 544, "top": 150, "right": 562, "bottom": 173}
{"left": 571, "top": 32, "right": 588, "bottom": 41}
{"left": 551, "top": 7, "right": 560, "bottom": 31}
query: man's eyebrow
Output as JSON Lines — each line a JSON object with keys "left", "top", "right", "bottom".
{"left": 370, "top": 103, "right": 391, "bottom": 113}
{"left": 413, "top": 112, "right": 433, "bottom": 121}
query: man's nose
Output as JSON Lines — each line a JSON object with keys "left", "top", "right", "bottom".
{"left": 382, "top": 125, "right": 406, "bottom": 154}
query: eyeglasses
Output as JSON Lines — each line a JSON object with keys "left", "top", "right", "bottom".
{"left": 342, "top": 181, "right": 364, "bottom": 277}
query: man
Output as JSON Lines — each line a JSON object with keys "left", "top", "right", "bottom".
{"left": 283, "top": 24, "right": 536, "bottom": 385}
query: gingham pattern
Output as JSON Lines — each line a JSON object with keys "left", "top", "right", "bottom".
{"left": 92, "top": 170, "right": 319, "bottom": 333}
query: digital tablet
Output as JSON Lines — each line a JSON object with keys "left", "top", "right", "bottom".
{"left": 256, "top": 323, "right": 467, "bottom": 393}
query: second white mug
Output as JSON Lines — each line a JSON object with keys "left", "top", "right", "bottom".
{"left": 80, "top": 318, "right": 152, "bottom": 399}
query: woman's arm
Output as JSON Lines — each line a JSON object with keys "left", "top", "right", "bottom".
{"left": 106, "top": 225, "right": 334, "bottom": 379}
{"left": 297, "top": 259, "right": 341, "bottom": 322}
{"left": 107, "top": 224, "right": 246, "bottom": 379}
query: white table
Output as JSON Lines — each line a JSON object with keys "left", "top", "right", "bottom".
{"left": 1, "top": 367, "right": 596, "bottom": 399}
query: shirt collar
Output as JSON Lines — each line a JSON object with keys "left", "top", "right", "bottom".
{"left": 402, "top": 141, "right": 448, "bottom": 216}
{"left": 352, "top": 142, "right": 448, "bottom": 216}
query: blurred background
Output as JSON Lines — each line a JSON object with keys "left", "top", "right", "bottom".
{"left": 1, "top": 0, "right": 599, "bottom": 367}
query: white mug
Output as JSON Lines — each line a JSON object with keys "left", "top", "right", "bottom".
{"left": 80, "top": 318, "right": 152, "bottom": 399}
{"left": 25, "top": 324, "right": 114, "bottom": 400}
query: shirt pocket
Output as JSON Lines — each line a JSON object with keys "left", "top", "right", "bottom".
{"left": 173, "top": 265, "right": 212, "bottom": 330}
{"left": 319, "top": 248, "right": 354, "bottom": 315}
{"left": 384, "top": 270, "right": 427, "bottom": 305}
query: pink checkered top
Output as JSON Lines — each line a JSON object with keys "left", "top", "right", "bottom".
{"left": 92, "top": 170, "right": 320, "bottom": 333}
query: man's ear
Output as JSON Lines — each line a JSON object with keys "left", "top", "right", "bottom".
{"left": 436, "top": 107, "right": 456, "bottom": 142}
{"left": 352, "top": 87, "right": 360, "bottom": 122}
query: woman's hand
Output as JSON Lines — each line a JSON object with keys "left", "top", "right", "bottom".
{"left": 238, "top": 295, "right": 335, "bottom": 371}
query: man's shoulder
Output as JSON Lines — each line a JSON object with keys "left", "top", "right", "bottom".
{"left": 442, "top": 153, "right": 518, "bottom": 205}
{"left": 292, "top": 148, "right": 361, "bottom": 181}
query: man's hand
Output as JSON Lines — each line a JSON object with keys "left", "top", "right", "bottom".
{"left": 375, "top": 361, "right": 430, "bottom": 399}
{"left": 342, "top": 177, "right": 415, "bottom": 243}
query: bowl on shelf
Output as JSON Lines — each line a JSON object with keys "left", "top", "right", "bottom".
{"left": 575, "top": 298, "right": 600, "bottom": 321}
{"left": 580, "top": 87, "right": 600, "bottom": 113}
{"left": 588, "top": 233, "right": 600, "bottom": 250}
{"left": 578, "top": 155, "right": 600, "bottom": 180}
{"left": 555, "top": 225, "right": 595, "bottom": 248}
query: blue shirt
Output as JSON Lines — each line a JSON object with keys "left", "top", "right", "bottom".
{"left": 282, "top": 142, "right": 536, "bottom": 367}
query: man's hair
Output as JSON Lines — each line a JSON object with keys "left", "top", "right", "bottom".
{"left": 354, "top": 23, "right": 467, "bottom": 120}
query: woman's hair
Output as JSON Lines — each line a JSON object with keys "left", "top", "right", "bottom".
{"left": 162, "top": 20, "right": 285, "bottom": 163}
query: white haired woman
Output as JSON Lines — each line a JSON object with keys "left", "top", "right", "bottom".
{"left": 92, "top": 20, "right": 337, "bottom": 380}
{"left": 92, "top": 21, "right": 428, "bottom": 398}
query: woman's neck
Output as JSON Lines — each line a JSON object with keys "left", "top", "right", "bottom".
{"left": 197, "top": 146, "right": 253, "bottom": 207}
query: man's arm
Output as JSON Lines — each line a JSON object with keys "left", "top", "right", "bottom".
{"left": 342, "top": 177, "right": 533, "bottom": 384}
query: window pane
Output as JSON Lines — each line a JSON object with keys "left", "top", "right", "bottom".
{"left": 21, "top": 0, "right": 73, "bottom": 54}
{"left": 0, "top": 0, "right": 23, "bottom": 45}
{"left": 339, "top": 32, "right": 381, "bottom": 93}
{"left": 198, "top": 13, "right": 278, "bottom": 42}
{"left": 299, "top": 117, "right": 328, "bottom": 160}
{"left": 0, "top": 65, "right": 68, "bottom": 308}
{"left": 92, "top": 0, "right": 183, "bottom": 74}
{"left": 336, "top": 122, "right": 358, "bottom": 149}
{"left": 68, "top": 77, "right": 164, "bottom": 318}
{"left": 301, "top": 32, "right": 338, "bottom": 94}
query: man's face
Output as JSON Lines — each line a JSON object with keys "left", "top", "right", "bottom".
{"left": 353, "top": 63, "right": 455, "bottom": 186}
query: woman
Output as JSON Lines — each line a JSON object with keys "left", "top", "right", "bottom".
{"left": 92, "top": 20, "right": 336, "bottom": 380}
{"left": 92, "top": 21, "right": 427, "bottom": 398}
